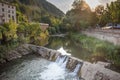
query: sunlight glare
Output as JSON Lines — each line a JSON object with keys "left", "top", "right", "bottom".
{"left": 85, "top": 0, "right": 101, "bottom": 10}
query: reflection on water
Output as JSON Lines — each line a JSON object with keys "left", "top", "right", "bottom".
{"left": 39, "top": 37, "right": 49, "bottom": 46}
{"left": 46, "top": 36, "right": 120, "bottom": 73}
{"left": 46, "top": 37, "right": 93, "bottom": 62}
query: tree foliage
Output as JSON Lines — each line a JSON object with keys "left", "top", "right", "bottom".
{"left": 0, "top": 0, "right": 64, "bottom": 22}
{"left": 62, "top": 0, "right": 98, "bottom": 31}
{"left": 96, "top": 0, "right": 120, "bottom": 26}
{"left": 0, "top": 20, "right": 17, "bottom": 44}
{"left": 17, "top": 22, "right": 49, "bottom": 45}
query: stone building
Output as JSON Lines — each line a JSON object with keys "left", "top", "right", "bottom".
{"left": 0, "top": 2, "right": 16, "bottom": 24}
{"left": 40, "top": 23, "right": 49, "bottom": 31}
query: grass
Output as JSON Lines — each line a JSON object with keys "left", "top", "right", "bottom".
{"left": 68, "top": 33, "right": 120, "bottom": 66}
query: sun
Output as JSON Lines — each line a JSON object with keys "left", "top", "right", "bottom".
{"left": 85, "top": 0, "right": 101, "bottom": 10}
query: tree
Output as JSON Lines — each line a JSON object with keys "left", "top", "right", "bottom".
{"left": 62, "top": 0, "right": 97, "bottom": 31}
{"left": 95, "top": 5, "right": 104, "bottom": 16}
{"left": 97, "top": 0, "right": 120, "bottom": 26}
{"left": 0, "top": 20, "right": 18, "bottom": 44}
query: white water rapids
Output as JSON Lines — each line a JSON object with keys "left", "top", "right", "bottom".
{"left": 0, "top": 54, "right": 82, "bottom": 80}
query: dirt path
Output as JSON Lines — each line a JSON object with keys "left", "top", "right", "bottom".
{"left": 82, "top": 29, "right": 120, "bottom": 45}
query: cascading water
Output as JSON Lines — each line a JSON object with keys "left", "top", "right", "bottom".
{"left": 55, "top": 55, "right": 61, "bottom": 63}
{"left": 55, "top": 55, "right": 82, "bottom": 80}
{"left": 56, "top": 56, "right": 67, "bottom": 65}
{"left": 56, "top": 55, "right": 81, "bottom": 74}
{"left": 61, "top": 57, "right": 69, "bottom": 68}
{"left": 0, "top": 55, "right": 82, "bottom": 80}
{"left": 72, "top": 64, "right": 81, "bottom": 76}
{"left": 67, "top": 63, "right": 82, "bottom": 80}
{"left": 56, "top": 55, "right": 69, "bottom": 68}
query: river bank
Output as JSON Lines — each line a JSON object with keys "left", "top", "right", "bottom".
{"left": 68, "top": 33, "right": 120, "bottom": 71}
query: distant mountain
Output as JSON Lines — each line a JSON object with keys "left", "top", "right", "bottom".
{"left": 0, "top": 0, "right": 64, "bottom": 21}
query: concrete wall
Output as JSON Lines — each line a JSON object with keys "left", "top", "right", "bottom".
{"left": 82, "top": 29, "right": 120, "bottom": 45}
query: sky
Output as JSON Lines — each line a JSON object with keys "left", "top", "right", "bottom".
{"left": 47, "top": 0, "right": 117, "bottom": 13}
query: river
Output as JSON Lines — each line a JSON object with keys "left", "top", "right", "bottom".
{"left": 0, "top": 54, "right": 81, "bottom": 80}
{"left": 46, "top": 36, "right": 120, "bottom": 72}
{"left": 0, "top": 35, "right": 120, "bottom": 80}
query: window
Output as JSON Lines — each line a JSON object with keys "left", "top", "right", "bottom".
{"left": 2, "top": 14, "right": 5, "bottom": 17}
{"left": 8, "top": 5, "right": 10, "bottom": 8}
{"left": 8, "top": 14, "right": 11, "bottom": 18}
{"left": 8, "top": 10, "right": 10, "bottom": 13}
{"left": 12, "top": 11, "right": 14, "bottom": 14}
{"left": 2, "top": 8, "right": 4, "bottom": 12}
{"left": 12, "top": 16, "right": 14, "bottom": 21}
{"left": 2, "top": 19, "right": 5, "bottom": 22}
{"left": 2, "top": 3, "right": 4, "bottom": 6}
{"left": 12, "top": 6, "right": 14, "bottom": 9}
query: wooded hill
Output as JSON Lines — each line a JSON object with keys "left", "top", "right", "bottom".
{"left": 0, "top": 0, "right": 64, "bottom": 22}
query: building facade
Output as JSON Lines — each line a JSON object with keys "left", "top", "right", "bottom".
{"left": 40, "top": 23, "right": 49, "bottom": 31}
{"left": 0, "top": 2, "right": 16, "bottom": 24}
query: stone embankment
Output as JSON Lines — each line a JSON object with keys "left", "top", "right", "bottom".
{"left": 0, "top": 44, "right": 120, "bottom": 80}
{"left": 82, "top": 29, "right": 120, "bottom": 45}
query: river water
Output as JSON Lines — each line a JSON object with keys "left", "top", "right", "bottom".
{"left": 0, "top": 54, "right": 81, "bottom": 80}
{"left": 46, "top": 36, "right": 102, "bottom": 62}
{"left": 0, "top": 36, "right": 120, "bottom": 80}
{"left": 46, "top": 36, "right": 120, "bottom": 72}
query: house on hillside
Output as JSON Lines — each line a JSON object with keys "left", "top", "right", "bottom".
{"left": 0, "top": 2, "right": 16, "bottom": 24}
{"left": 40, "top": 23, "right": 49, "bottom": 31}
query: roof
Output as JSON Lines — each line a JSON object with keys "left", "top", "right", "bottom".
{"left": 40, "top": 23, "right": 49, "bottom": 26}
{"left": 0, "top": 1, "right": 16, "bottom": 7}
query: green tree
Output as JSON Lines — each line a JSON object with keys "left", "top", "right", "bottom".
{"left": 97, "top": 0, "right": 120, "bottom": 26}
{"left": 62, "top": 0, "right": 97, "bottom": 31}
{"left": 0, "top": 20, "right": 17, "bottom": 44}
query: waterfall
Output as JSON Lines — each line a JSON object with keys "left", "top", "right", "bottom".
{"left": 55, "top": 55, "right": 82, "bottom": 78}
{"left": 61, "top": 57, "right": 69, "bottom": 68}
{"left": 56, "top": 56, "right": 69, "bottom": 68}
{"left": 56, "top": 56, "right": 66, "bottom": 65}
{"left": 56, "top": 56, "right": 61, "bottom": 63}
{"left": 72, "top": 64, "right": 81, "bottom": 76}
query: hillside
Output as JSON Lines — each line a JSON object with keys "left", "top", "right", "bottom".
{"left": 0, "top": 0, "right": 64, "bottom": 22}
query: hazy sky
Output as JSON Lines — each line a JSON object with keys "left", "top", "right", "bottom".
{"left": 47, "top": 0, "right": 116, "bottom": 13}
{"left": 47, "top": 0, "right": 74, "bottom": 13}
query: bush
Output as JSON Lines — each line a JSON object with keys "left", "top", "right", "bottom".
{"left": 0, "top": 20, "right": 18, "bottom": 44}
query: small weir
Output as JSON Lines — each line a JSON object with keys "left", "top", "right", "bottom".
{"left": 0, "top": 44, "right": 120, "bottom": 80}
{"left": 73, "top": 64, "right": 81, "bottom": 76}
{"left": 34, "top": 45, "right": 120, "bottom": 80}
{"left": 55, "top": 55, "right": 83, "bottom": 77}
{"left": 0, "top": 55, "right": 82, "bottom": 80}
